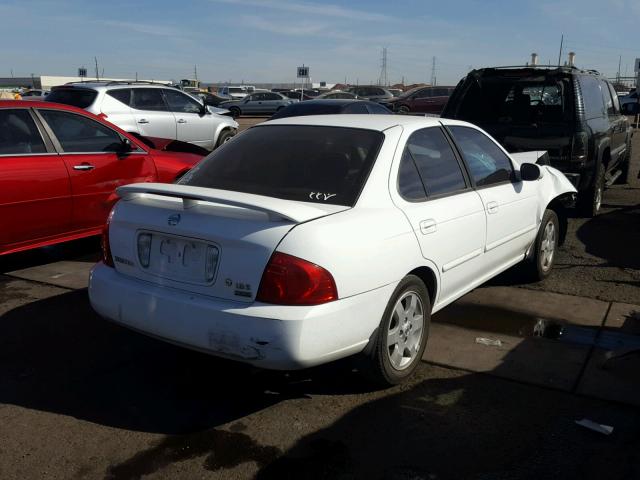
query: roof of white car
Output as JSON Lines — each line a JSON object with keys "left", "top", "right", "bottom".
{"left": 265, "top": 114, "right": 464, "bottom": 132}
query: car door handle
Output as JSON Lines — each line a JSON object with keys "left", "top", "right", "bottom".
{"left": 138, "top": 119, "right": 149, "bottom": 124}
{"left": 419, "top": 219, "right": 437, "bottom": 235}
{"left": 73, "top": 164, "right": 95, "bottom": 171}
{"left": 177, "top": 119, "right": 187, "bottom": 124}
{"left": 486, "top": 201, "right": 499, "bottom": 214}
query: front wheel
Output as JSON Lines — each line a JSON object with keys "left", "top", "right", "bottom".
{"left": 523, "top": 209, "right": 559, "bottom": 281}
{"left": 397, "top": 105, "right": 410, "bottom": 114}
{"left": 364, "top": 275, "right": 430, "bottom": 386}
{"left": 216, "top": 129, "right": 235, "bottom": 148}
{"left": 229, "top": 107, "right": 241, "bottom": 119}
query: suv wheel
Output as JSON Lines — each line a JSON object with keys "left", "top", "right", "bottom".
{"left": 578, "top": 161, "right": 605, "bottom": 217}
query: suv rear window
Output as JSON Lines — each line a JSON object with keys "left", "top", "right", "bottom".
{"left": 46, "top": 88, "right": 98, "bottom": 108}
{"left": 180, "top": 125, "right": 384, "bottom": 206}
{"left": 450, "top": 73, "right": 574, "bottom": 125}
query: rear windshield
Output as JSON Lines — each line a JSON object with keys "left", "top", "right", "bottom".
{"left": 46, "top": 88, "right": 98, "bottom": 108}
{"left": 450, "top": 73, "right": 574, "bottom": 125}
{"left": 271, "top": 103, "right": 341, "bottom": 119}
{"left": 179, "top": 125, "right": 384, "bottom": 206}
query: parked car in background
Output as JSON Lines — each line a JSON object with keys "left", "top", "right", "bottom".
{"left": 220, "top": 92, "right": 295, "bottom": 118}
{"left": 270, "top": 99, "right": 391, "bottom": 119}
{"left": 218, "top": 85, "right": 255, "bottom": 99}
{"left": 442, "top": 66, "right": 633, "bottom": 216}
{"left": 89, "top": 115, "right": 575, "bottom": 385}
{"left": 196, "top": 91, "right": 233, "bottom": 107}
{"left": 46, "top": 82, "right": 238, "bottom": 151}
{"left": 316, "top": 90, "right": 358, "bottom": 100}
{"left": 388, "top": 88, "right": 404, "bottom": 97}
{"left": 345, "top": 86, "right": 394, "bottom": 102}
{"left": 381, "top": 86, "right": 454, "bottom": 114}
{"left": 280, "top": 90, "right": 313, "bottom": 101}
{"left": 619, "top": 89, "right": 638, "bottom": 108}
{"left": 0, "top": 100, "right": 205, "bottom": 256}
{"left": 21, "top": 89, "right": 50, "bottom": 99}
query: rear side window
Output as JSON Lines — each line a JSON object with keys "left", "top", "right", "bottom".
{"left": 180, "top": 125, "right": 384, "bottom": 206}
{"left": 131, "top": 89, "right": 167, "bottom": 111}
{"left": 398, "top": 127, "right": 467, "bottom": 200}
{"left": 0, "top": 109, "right": 47, "bottom": 154}
{"left": 448, "top": 126, "right": 513, "bottom": 187}
{"left": 39, "top": 110, "right": 123, "bottom": 153}
{"left": 46, "top": 88, "right": 97, "bottom": 108}
{"left": 579, "top": 76, "right": 605, "bottom": 119}
{"left": 107, "top": 89, "right": 131, "bottom": 106}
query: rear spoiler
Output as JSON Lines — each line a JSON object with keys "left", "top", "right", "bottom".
{"left": 117, "top": 183, "right": 337, "bottom": 223}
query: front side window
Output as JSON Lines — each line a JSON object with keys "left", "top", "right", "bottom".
{"left": 163, "top": 89, "right": 202, "bottom": 114}
{"left": 398, "top": 127, "right": 467, "bottom": 200}
{"left": 414, "top": 88, "right": 432, "bottom": 99}
{"left": 40, "top": 110, "right": 123, "bottom": 153}
{"left": 180, "top": 125, "right": 384, "bottom": 207}
{"left": 0, "top": 109, "right": 47, "bottom": 154}
{"left": 448, "top": 126, "right": 513, "bottom": 187}
{"left": 263, "top": 93, "right": 281, "bottom": 101}
{"left": 131, "top": 88, "right": 167, "bottom": 111}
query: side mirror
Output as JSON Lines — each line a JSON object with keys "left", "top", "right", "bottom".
{"left": 520, "top": 163, "right": 541, "bottom": 181}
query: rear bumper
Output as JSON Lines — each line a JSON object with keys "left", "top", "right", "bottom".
{"left": 89, "top": 263, "right": 393, "bottom": 370}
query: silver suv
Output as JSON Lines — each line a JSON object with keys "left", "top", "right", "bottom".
{"left": 46, "top": 82, "right": 238, "bottom": 150}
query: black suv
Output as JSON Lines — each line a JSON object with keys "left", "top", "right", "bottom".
{"left": 442, "top": 66, "right": 633, "bottom": 216}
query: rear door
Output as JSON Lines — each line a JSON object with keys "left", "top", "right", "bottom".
{"left": 447, "top": 125, "right": 538, "bottom": 271}
{"left": 602, "top": 80, "right": 627, "bottom": 166}
{"left": 130, "top": 88, "right": 177, "bottom": 140}
{"left": 391, "top": 126, "right": 486, "bottom": 305}
{"left": 162, "top": 89, "right": 214, "bottom": 150}
{"left": 0, "top": 107, "right": 72, "bottom": 251}
{"left": 261, "top": 92, "right": 286, "bottom": 114}
{"left": 37, "top": 108, "right": 156, "bottom": 232}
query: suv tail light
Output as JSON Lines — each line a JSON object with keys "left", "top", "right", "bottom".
{"left": 256, "top": 252, "right": 338, "bottom": 306}
{"left": 571, "top": 131, "right": 588, "bottom": 162}
{"left": 101, "top": 209, "right": 115, "bottom": 268}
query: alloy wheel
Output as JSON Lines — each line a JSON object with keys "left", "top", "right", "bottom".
{"left": 386, "top": 291, "right": 424, "bottom": 370}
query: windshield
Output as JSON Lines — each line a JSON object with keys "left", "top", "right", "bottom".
{"left": 46, "top": 88, "right": 98, "bottom": 108}
{"left": 179, "top": 125, "right": 384, "bottom": 207}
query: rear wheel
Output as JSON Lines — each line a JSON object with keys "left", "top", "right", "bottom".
{"left": 229, "top": 107, "right": 241, "bottom": 119}
{"left": 364, "top": 275, "right": 430, "bottom": 386}
{"left": 523, "top": 209, "right": 559, "bottom": 281}
{"left": 577, "top": 161, "right": 604, "bottom": 217}
{"left": 617, "top": 141, "right": 632, "bottom": 184}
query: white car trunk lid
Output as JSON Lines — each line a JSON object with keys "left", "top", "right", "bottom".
{"left": 108, "top": 183, "right": 348, "bottom": 302}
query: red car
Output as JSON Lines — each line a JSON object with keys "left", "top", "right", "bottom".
{"left": 0, "top": 100, "right": 205, "bottom": 256}
{"left": 380, "top": 86, "right": 455, "bottom": 114}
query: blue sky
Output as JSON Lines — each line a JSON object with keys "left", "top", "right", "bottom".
{"left": 2, "top": 0, "right": 639, "bottom": 85}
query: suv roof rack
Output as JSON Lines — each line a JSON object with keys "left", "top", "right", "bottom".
{"left": 61, "top": 80, "right": 170, "bottom": 87}
{"left": 478, "top": 65, "right": 601, "bottom": 75}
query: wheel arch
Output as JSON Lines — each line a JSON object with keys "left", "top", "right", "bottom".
{"left": 545, "top": 193, "right": 572, "bottom": 246}
{"left": 406, "top": 266, "right": 438, "bottom": 306}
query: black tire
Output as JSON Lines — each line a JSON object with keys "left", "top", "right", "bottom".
{"left": 617, "top": 141, "right": 632, "bottom": 184}
{"left": 364, "top": 275, "right": 431, "bottom": 386}
{"left": 229, "top": 107, "right": 241, "bottom": 119}
{"left": 523, "top": 209, "right": 560, "bottom": 281}
{"left": 577, "top": 161, "right": 605, "bottom": 217}
{"left": 216, "top": 129, "right": 235, "bottom": 148}
{"left": 397, "top": 105, "right": 410, "bottom": 114}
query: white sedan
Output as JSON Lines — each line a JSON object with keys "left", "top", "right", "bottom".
{"left": 89, "top": 115, "right": 576, "bottom": 384}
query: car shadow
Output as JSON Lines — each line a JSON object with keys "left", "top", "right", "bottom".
{"left": 0, "top": 288, "right": 375, "bottom": 436}
{"left": 0, "top": 237, "right": 100, "bottom": 274}
{"left": 575, "top": 203, "right": 640, "bottom": 270}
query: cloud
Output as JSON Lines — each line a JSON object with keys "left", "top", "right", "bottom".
{"left": 241, "top": 15, "right": 329, "bottom": 36}
{"left": 100, "top": 20, "right": 185, "bottom": 37}
{"left": 211, "top": 0, "right": 392, "bottom": 21}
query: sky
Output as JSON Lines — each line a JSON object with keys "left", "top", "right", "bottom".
{"left": 2, "top": 0, "right": 639, "bottom": 85}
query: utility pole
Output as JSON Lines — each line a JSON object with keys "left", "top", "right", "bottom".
{"left": 135, "top": 72, "right": 138, "bottom": 81}
{"left": 557, "top": 34, "right": 564, "bottom": 67}
{"left": 430, "top": 56, "right": 437, "bottom": 86}
{"left": 10, "top": 69, "right": 14, "bottom": 78}
{"left": 194, "top": 64, "right": 198, "bottom": 81}
{"left": 94, "top": 57, "right": 100, "bottom": 81}
{"left": 617, "top": 55, "right": 622, "bottom": 83}
{"left": 378, "top": 47, "right": 388, "bottom": 86}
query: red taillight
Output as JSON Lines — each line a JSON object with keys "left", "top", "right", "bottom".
{"left": 101, "top": 210, "right": 115, "bottom": 268}
{"left": 256, "top": 252, "right": 338, "bottom": 306}
{"left": 97, "top": 112, "right": 108, "bottom": 120}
